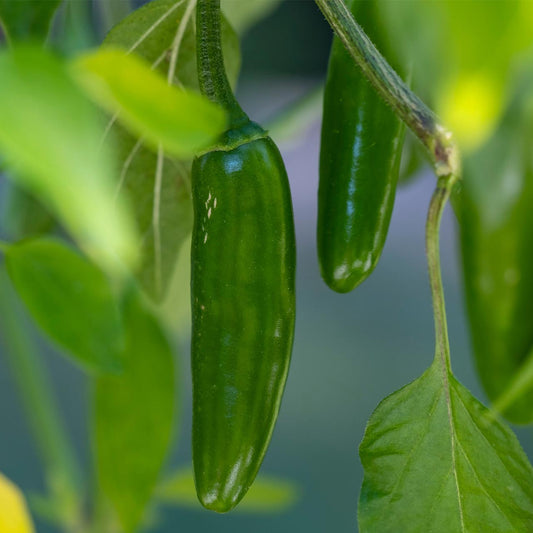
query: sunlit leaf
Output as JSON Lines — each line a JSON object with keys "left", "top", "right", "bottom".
{"left": 95, "top": 287, "right": 175, "bottom": 533}
{"left": 0, "top": 46, "right": 137, "bottom": 275}
{"left": 378, "top": 0, "right": 533, "bottom": 151}
{"left": 101, "top": 0, "right": 240, "bottom": 301}
{"left": 0, "top": 0, "right": 62, "bottom": 42}
{"left": 0, "top": 473, "right": 35, "bottom": 533}
{"left": 5, "top": 238, "right": 123, "bottom": 373}
{"left": 72, "top": 47, "right": 227, "bottom": 158}
{"left": 157, "top": 468, "right": 298, "bottom": 513}
{"left": 359, "top": 359, "right": 533, "bottom": 532}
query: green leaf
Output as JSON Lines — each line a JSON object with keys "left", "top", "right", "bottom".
{"left": 359, "top": 359, "right": 533, "bottom": 532}
{"left": 101, "top": 0, "right": 240, "bottom": 301}
{"left": 95, "top": 287, "right": 175, "bottom": 533}
{"left": 459, "top": 105, "right": 533, "bottom": 424}
{"left": 0, "top": 46, "right": 137, "bottom": 275}
{"left": 221, "top": 0, "right": 282, "bottom": 34}
{"left": 72, "top": 47, "right": 228, "bottom": 159}
{"left": 156, "top": 468, "right": 298, "bottom": 513}
{"left": 0, "top": 0, "right": 62, "bottom": 42}
{"left": 4, "top": 238, "right": 123, "bottom": 373}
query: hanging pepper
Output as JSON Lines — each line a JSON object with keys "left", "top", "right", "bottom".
{"left": 317, "top": 0, "right": 405, "bottom": 293}
{"left": 191, "top": 0, "right": 296, "bottom": 512}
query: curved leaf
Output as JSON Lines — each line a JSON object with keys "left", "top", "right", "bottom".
{"left": 95, "top": 287, "right": 175, "bottom": 533}
{"left": 5, "top": 238, "right": 123, "bottom": 373}
{"left": 359, "top": 360, "right": 533, "bottom": 532}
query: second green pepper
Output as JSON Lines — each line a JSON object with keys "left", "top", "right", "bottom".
{"left": 318, "top": 0, "right": 405, "bottom": 293}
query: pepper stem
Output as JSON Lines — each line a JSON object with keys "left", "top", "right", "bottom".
{"left": 314, "top": 0, "right": 461, "bottom": 180}
{"left": 425, "top": 174, "right": 459, "bottom": 371}
{"left": 196, "top": 0, "right": 248, "bottom": 127}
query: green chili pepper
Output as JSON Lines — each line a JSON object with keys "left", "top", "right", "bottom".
{"left": 460, "top": 104, "right": 533, "bottom": 424}
{"left": 191, "top": 0, "right": 296, "bottom": 512}
{"left": 317, "top": 0, "right": 405, "bottom": 293}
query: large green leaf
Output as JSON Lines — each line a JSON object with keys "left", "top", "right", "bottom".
{"left": 94, "top": 287, "right": 175, "bottom": 533}
{"left": 4, "top": 238, "right": 123, "bottom": 373}
{"left": 0, "top": 0, "right": 62, "bottom": 42}
{"left": 102, "top": 0, "right": 241, "bottom": 301}
{"left": 157, "top": 468, "right": 298, "bottom": 513}
{"left": 72, "top": 47, "right": 227, "bottom": 158}
{"left": 359, "top": 359, "right": 533, "bottom": 532}
{"left": 0, "top": 46, "right": 137, "bottom": 275}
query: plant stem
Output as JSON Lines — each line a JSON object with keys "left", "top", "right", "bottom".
{"left": 425, "top": 175, "right": 459, "bottom": 371}
{"left": 314, "top": 0, "right": 460, "bottom": 179}
{"left": 0, "top": 268, "right": 84, "bottom": 529}
{"left": 196, "top": 0, "right": 248, "bottom": 126}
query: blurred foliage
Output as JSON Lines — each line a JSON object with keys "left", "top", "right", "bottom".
{"left": 157, "top": 468, "right": 299, "bottom": 513}
{"left": 0, "top": 45, "right": 137, "bottom": 275}
{"left": 4, "top": 239, "right": 124, "bottom": 374}
{"left": 377, "top": 0, "right": 533, "bottom": 152}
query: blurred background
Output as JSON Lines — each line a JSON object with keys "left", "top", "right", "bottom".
{"left": 1, "top": 1, "right": 533, "bottom": 532}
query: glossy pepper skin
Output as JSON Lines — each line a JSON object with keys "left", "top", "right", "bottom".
{"left": 191, "top": 128, "right": 296, "bottom": 512}
{"left": 193, "top": 0, "right": 295, "bottom": 511}
{"left": 318, "top": 0, "right": 404, "bottom": 293}
{"left": 460, "top": 111, "right": 533, "bottom": 424}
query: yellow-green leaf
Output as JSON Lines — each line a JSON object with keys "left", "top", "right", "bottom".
{"left": 0, "top": 45, "right": 137, "bottom": 275}
{"left": 72, "top": 47, "right": 228, "bottom": 158}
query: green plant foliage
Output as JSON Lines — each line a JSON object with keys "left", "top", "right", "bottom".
{"left": 0, "top": 45, "right": 137, "bottom": 274}
{"left": 101, "top": 0, "right": 241, "bottom": 301}
{"left": 0, "top": 0, "right": 62, "bottom": 42}
{"left": 377, "top": 0, "right": 533, "bottom": 151}
{"left": 157, "top": 468, "right": 298, "bottom": 513}
{"left": 72, "top": 47, "right": 228, "bottom": 158}
{"left": 459, "top": 104, "right": 533, "bottom": 424}
{"left": 359, "top": 360, "right": 533, "bottom": 532}
{"left": 94, "top": 287, "right": 175, "bottom": 533}
{"left": 4, "top": 238, "right": 123, "bottom": 373}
